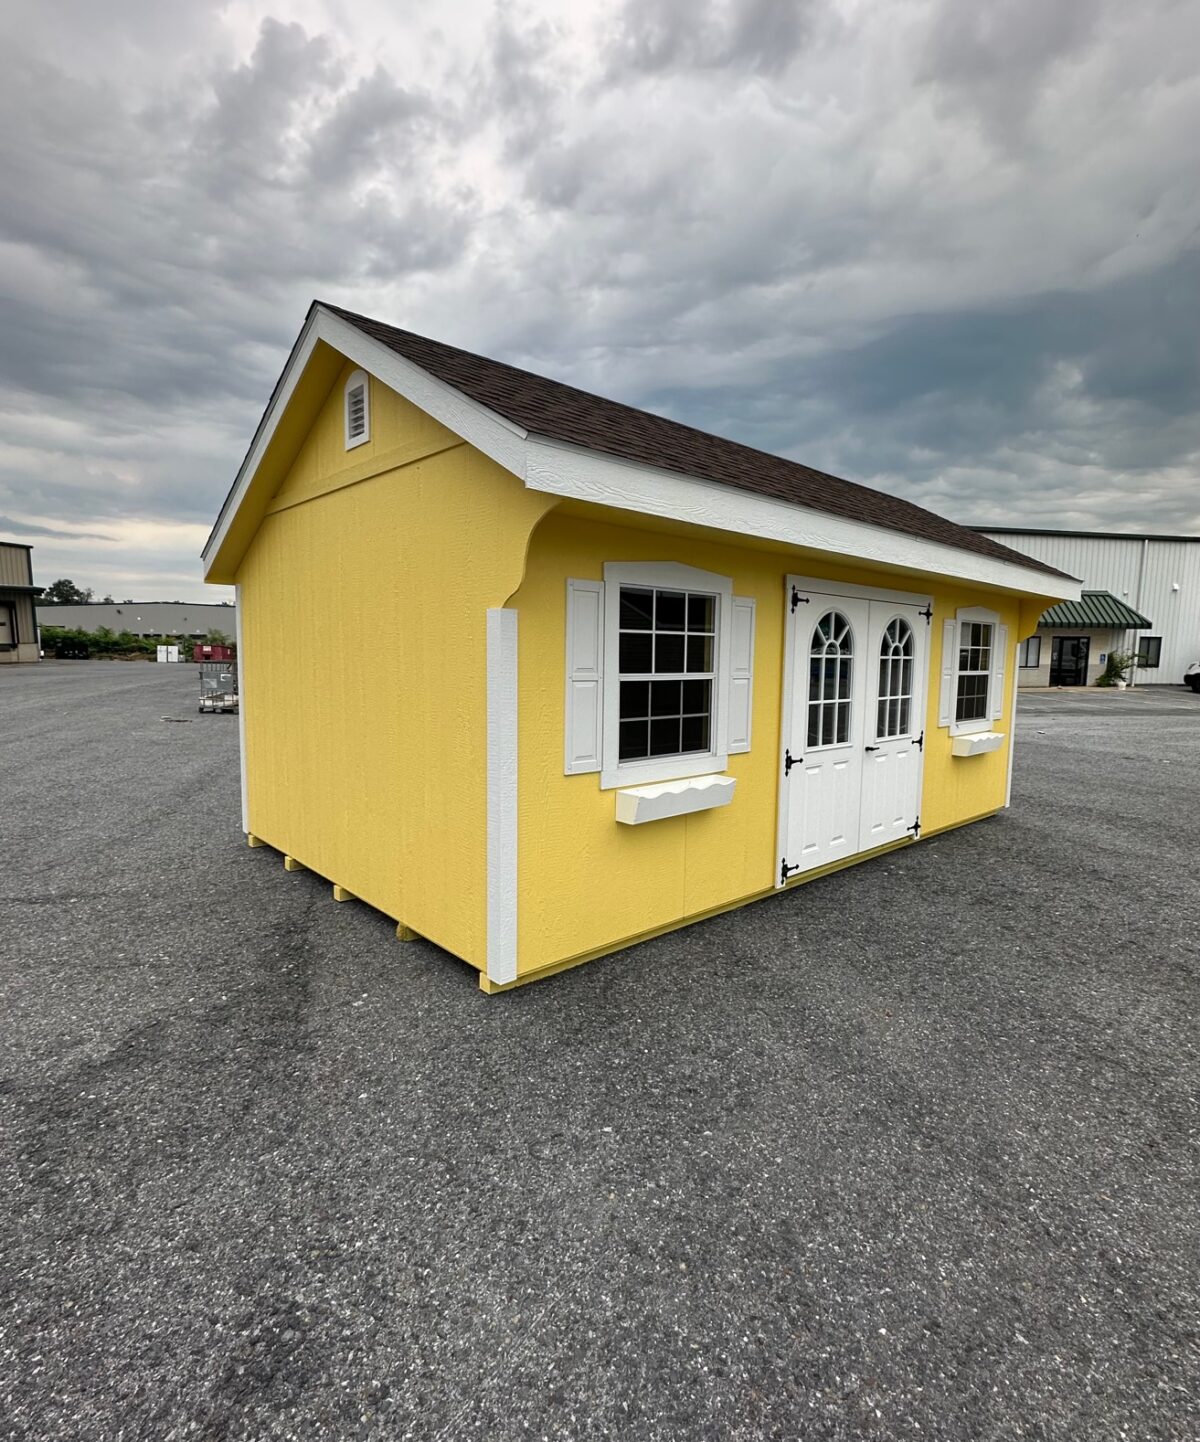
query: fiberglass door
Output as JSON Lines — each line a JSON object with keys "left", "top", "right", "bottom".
{"left": 780, "top": 594, "right": 870, "bottom": 876}
{"left": 858, "top": 603, "right": 927, "bottom": 851}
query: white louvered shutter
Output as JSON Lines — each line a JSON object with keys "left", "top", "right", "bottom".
{"left": 727, "top": 596, "right": 756, "bottom": 754}
{"left": 564, "top": 579, "right": 604, "bottom": 774}
{"left": 991, "top": 623, "right": 1009, "bottom": 720}
{"left": 938, "top": 618, "right": 957, "bottom": 727}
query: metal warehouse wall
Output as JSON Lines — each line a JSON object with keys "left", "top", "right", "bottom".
{"left": 980, "top": 531, "right": 1200, "bottom": 684}
{"left": 35, "top": 601, "right": 238, "bottom": 638}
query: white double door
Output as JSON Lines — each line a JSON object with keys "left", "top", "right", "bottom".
{"left": 778, "top": 583, "right": 929, "bottom": 883}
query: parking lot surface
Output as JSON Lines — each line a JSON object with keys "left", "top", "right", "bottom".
{"left": 2, "top": 662, "right": 1198, "bottom": 1441}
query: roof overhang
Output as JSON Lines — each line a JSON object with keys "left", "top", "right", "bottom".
{"left": 204, "top": 305, "right": 1081, "bottom": 602}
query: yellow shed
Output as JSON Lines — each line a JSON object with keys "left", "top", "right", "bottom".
{"left": 204, "top": 303, "right": 1080, "bottom": 993}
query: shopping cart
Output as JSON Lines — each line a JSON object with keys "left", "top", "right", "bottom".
{"left": 198, "top": 661, "right": 239, "bottom": 713}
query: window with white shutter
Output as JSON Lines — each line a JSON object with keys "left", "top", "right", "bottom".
{"left": 941, "top": 606, "right": 1003, "bottom": 736}
{"left": 564, "top": 579, "right": 604, "bottom": 774}
{"left": 990, "top": 623, "right": 1009, "bottom": 720}
{"left": 727, "top": 596, "right": 756, "bottom": 754}
{"left": 563, "top": 563, "right": 751, "bottom": 788}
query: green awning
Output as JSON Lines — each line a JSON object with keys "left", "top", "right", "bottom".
{"left": 1038, "top": 591, "right": 1151, "bottom": 629}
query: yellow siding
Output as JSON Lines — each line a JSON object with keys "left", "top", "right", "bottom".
{"left": 238, "top": 362, "right": 555, "bottom": 970}
{"left": 511, "top": 510, "right": 1022, "bottom": 977}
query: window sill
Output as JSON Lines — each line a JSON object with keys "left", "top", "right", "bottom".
{"left": 615, "top": 773, "right": 736, "bottom": 825}
{"left": 951, "top": 731, "right": 1004, "bottom": 757}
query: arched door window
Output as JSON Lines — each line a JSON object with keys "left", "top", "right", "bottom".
{"left": 876, "top": 617, "right": 914, "bottom": 738}
{"left": 807, "top": 610, "right": 853, "bottom": 747}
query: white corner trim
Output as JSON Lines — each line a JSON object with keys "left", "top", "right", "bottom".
{"left": 615, "top": 773, "right": 736, "bottom": 825}
{"left": 486, "top": 608, "right": 518, "bottom": 986}
{"left": 235, "top": 584, "right": 248, "bottom": 834}
{"left": 205, "top": 305, "right": 1081, "bottom": 604}
{"left": 1004, "top": 654, "right": 1019, "bottom": 808}
{"left": 343, "top": 368, "right": 371, "bottom": 450}
{"left": 951, "top": 731, "right": 1005, "bottom": 757}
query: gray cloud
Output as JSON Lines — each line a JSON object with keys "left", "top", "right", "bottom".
{"left": 605, "top": 0, "right": 813, "bottom": 79}
{"left": 0, "top": 0, "right": 1197, "bottom": 599}
{"left": 0, "top": 516, "right": 108, "bottom": 541}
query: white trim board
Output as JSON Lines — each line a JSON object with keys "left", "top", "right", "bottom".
{"left": 204, "top": 307, "right": 1081, "bottom": 603}
{"left": 235, "top": 583, "right": 249, "bottom": 834}
{"left": 486, "top": 608, "right": 519, "bottom": 986}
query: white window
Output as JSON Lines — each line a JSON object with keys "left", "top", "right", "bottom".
{"left": 956, "top": 619, "right": 993, "bottom": 726}
{"left": 564, "top": 562, "right": 755, "bottom": 788}
{"left": 344, "top": 369, "right": 370, "bottom": 449}
{"left": 1019, "top": 635, "right": 1042, "bottom": 668}
{"left": 939, "top": 606, "right": 1008, "bottom": 735}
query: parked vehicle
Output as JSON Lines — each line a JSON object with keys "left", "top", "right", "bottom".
{"left": 1185, "top": 661, "right": 1200, "bottom": 693}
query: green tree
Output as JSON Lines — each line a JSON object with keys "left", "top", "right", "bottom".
{"left": 43, "top": 578, "right": 93, "bottom": 605}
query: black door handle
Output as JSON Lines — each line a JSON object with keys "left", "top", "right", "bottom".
{"left": 865, "top": 745, "right": 880, "bottom": 752}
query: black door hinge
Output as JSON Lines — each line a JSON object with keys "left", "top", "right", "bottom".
{"left": 784, "top": 749, "right": 802, "bottom": 775}
{"left": 790, "top": 586, "right": 809, "bottom": 612}
{"left": 913, "top": 731, "right": 924, "bottom": 751}
{"left": 919, "top": 604, "right": 933, "bottom": 623}
{"left": 908, "top": 817, "right": 921, "bottom": 839}
{"left": 780, "top": 857, "right": 801, "bottom": 885}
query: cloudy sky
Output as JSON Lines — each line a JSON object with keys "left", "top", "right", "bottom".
{"left": 2, "top": 0, "right": 1197, "bottom": 601}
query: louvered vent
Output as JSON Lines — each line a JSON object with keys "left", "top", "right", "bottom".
{"left": 347, "top": 384, "right": 366, "bottom": 440}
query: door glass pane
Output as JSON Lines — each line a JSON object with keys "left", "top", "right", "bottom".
{"left": 808, "top": 611, "right": 853, "bottom": 747}
{"left": 875, "top": 618, "right": 915, "bottom": 739}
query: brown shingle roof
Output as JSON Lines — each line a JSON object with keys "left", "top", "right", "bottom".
{"left": 322, "top": 302, "right": 1069, "bottom": 580}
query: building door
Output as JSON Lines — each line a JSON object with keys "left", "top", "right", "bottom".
{"left": 0, "top": 604, "right": 14, "bottom": 648}
{"left": 778, "top": 583, "right": 929, "bottom": 886}
{"left": 858, "top": 608, "right": 928, "bottom": 852}
{"left": 1049, "top": 635, "right": 1090, "bottom": 686}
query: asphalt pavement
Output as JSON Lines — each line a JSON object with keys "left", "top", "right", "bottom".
{"left": 2, "top": 662, "right": 1198, "bottom": 1441}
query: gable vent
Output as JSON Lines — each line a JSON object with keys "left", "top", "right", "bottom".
{"left": 344, "top": 369, "right": 370, "bottom": 449}
{"left": 347, "top": 386, "right": 365, "bottom": 437}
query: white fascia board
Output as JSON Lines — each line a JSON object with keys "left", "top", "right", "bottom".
{"left": 202, "top": 306, "right": 528, "bottom": 579}
{"left": 523, "top": 435, "right": 1081, "bottom": 602}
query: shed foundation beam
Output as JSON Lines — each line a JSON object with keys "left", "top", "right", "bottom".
{"left": 283, "top": 855, "right": 305, "bottom": 872}
{"left": 246, "top": 833, "right": 265, "bottom": 847}
{"left": 395, "top": 923, "right": 418, "bottom": 942}
{"left": 332, "top": 884, "right": 355, "bottom": 902}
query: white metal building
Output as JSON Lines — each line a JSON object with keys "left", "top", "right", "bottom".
{"left": 977, "top": 529, "right": 1200, "bottom": 687}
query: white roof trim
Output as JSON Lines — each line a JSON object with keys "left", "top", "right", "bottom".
{"left": 524, "top": 436, "right": 1079, "bottom": 600}
{"left": 204, "top": 305, "right": 1080, "bottom": 601}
